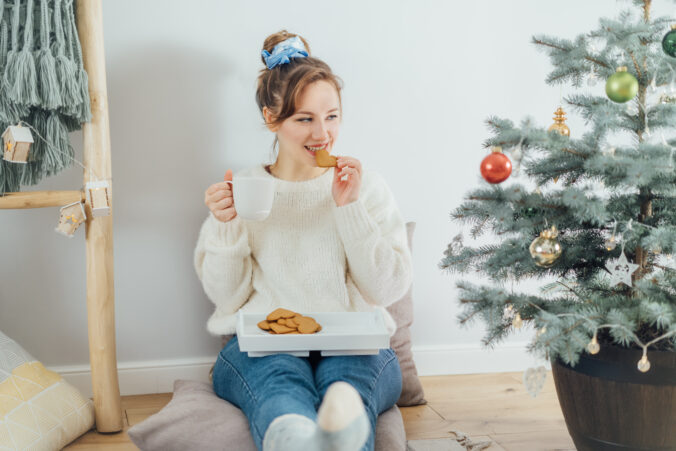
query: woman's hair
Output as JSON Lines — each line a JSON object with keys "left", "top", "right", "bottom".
{"left": 256, "top": 30, "right": 343, "bottom": 132}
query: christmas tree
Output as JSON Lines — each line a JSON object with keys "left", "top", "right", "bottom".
{"left": 440, "top": 0, "right": 676, "bottom": 370}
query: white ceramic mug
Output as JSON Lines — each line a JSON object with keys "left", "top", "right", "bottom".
{"left": 225, "top": 177, "right": 275, "bottom": 221}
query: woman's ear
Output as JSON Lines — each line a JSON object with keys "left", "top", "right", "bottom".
{"left": 263, "top": 107, "right": 279, "bottom": 132}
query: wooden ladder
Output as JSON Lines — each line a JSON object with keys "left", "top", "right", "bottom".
{"left": 0, "top": 0, "right": 122, "bottom": 433}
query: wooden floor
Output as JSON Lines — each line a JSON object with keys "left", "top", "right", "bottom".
{"left": 65, "top": 372, "right": 576, "bottom": 451}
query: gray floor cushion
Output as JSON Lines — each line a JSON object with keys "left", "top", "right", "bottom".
{"left": 128, "top": 379, "right": 406, "bottom": 451}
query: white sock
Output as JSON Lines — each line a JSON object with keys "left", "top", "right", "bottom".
{"left": 262, "top": 382, "right": 370, "bottom": 451}
{"left": 317, "top": 381, "right": 370, "bottom": 451}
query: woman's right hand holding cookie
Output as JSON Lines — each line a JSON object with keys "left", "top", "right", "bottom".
{"left": 205, "top": 169, "right": 237, "bottom": 223}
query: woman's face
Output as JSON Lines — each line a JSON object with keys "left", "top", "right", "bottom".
{"left": 273, "top": 80, "right": 341, "bottom": 168}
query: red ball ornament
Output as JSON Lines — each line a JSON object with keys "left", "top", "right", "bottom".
{"left": 480, "top": 147, "right": 512, "bottom": 184}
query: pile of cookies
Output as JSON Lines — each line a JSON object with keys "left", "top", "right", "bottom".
{"left": 258, "top": 308, "right": 322, "bottom": 334}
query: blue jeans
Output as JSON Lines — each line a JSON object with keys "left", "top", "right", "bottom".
{"left": 212, "top": 336, "right": 402, "bottom": 451}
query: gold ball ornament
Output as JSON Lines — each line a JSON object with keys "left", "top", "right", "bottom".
{"left": 637, "top": 355, "right": 651, "bottom": 373}
{"left": 529, "top": 226, "right": 563, "bottom": 267}
{"left": 605, "top": 236, "right": 617, "bottom": 251}
{"left": 548, "top": 107, "right": 570, "bottom": 137}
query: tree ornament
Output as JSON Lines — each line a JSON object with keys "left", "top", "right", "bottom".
{"left": 443, "top": 233, "right": 464, "bottom": 257}
{"left": 637, "top": 354, "right": 651, "bottom": 373}
{"left": 605, "top": 67, "right": 638, "bottom": 103}
{"left": 512, "top": 312, "right": 523, "bottom": 329}
{"left": 605, "top": 236, "right": 617, "bottom": 251}
{"left": 548, "top": 107, "right": 570, "bottom": 137}
{"left": 529, "top": 225, "right": 563, "bottom": 267}
{"left": 587, "top": 334, "right": 600, "bottom": 354}
{"left": 480, "top": 146, "right": 512, "bottom": 184}
{"left": 605, "top": 248, "right": 639, "bottom": 287}
{"left": 662, "top": 25, "right": 676, "bottom": 57}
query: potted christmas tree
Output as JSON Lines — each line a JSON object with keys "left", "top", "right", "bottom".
{"left": 440, "top": 1, "right": 675, "bottom": 450}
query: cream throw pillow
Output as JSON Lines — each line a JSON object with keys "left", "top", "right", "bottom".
{"left": 0, "top": 330, "right": 95, "bottom": 450}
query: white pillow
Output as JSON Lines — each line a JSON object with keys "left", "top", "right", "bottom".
{"left": 0, "top": 330, "right": 95, "bottom": 449}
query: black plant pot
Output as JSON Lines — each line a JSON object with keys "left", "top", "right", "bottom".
{"left": 551, "top": 345, "right": 676, "bottom": 451}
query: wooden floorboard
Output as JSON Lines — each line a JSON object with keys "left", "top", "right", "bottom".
{"left": 64, "top": 371, "right": 576, "bottom": 450}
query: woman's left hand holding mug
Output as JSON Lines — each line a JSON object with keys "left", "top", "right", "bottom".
{"left": 205, "top": 169, "right": 238, "bottom": 223}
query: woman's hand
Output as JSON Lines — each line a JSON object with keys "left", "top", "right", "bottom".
{"left": 332, "top": 156, "right": 362, "bottom": 207}
{"left": 205, "top": 169, "right": 238, "bottom": 223}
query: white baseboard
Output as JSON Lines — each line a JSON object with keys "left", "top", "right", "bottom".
{"left": 51, "top": 343, "right": 550, "bottom": 398}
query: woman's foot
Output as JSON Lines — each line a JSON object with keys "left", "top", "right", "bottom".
{"left": 262, "top": 381, "right": 370, "bottom": 451}
{"left": 317, "top": 381, "right": 370, "bottom": 450}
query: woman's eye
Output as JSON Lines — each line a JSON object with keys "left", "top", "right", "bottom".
{"left": 328, "top": 114, "right": 338, "bottom": 120}
{"left": 297, "top": 117, "right": 311, "bottom": 122}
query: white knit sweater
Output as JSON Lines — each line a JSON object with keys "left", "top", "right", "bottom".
{"left": 193, "top": 164, "right": 412, "bottom": 337}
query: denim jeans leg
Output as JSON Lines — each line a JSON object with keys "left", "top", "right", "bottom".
{"left": 313, "top": 348, "right": 402, "bottom": 451}
{"left": 212, "top": 337, "right": 320, "bottom": 450}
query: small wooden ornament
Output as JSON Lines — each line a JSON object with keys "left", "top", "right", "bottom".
{"left": 85, "top": 180, "right": 111, "bottom": 217}
{"left": 2, "top": 125, "right": 34, "bottom": 163}
{"left": 55, "top": 202, "right": 87, "bottom": 237}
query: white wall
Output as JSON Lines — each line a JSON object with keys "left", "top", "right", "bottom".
{"left": 1, "top": 0, "right": 664, "bottom": 394}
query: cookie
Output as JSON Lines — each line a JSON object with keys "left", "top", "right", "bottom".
{"left": 297, "top": 317, "right": 320, "bottom": 334}
{"left": 257, "top": 320, "right": 271, "bottom": 331}
{"left": 270, "top": 322, "right": 296, "bottom": 334}
{"left": 267, "top": 308, "right": 296, "bottom": 322}
{"left": 315, "top": 149, "right": 337, "bottom": 167}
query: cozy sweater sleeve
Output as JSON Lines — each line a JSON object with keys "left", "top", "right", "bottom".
{"left": 193, "top": 213, "right": 253, "bottom": 314}
{"left": 333, "top": 171, "right": 412, "bottom": 307}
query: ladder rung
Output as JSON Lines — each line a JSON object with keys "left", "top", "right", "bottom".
{"left": 0, "top": 190, "right": 85, "bottom": 209}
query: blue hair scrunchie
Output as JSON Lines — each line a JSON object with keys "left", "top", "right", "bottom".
{"left": 261, "top": 36, "right": 309, "bottom": 70}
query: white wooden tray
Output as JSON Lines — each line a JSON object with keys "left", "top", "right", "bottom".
{"left": 236, "top": 310, "right": 390, "bottom": 357}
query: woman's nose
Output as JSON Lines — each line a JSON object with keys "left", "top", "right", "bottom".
{"left": 311, "top": 119, "right": 328, "bottom": 140}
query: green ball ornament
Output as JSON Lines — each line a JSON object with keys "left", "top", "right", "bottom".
{"left": 605, "top": 67, "right": 638, "bottom": 103}
{"left": 662, "top": 25, "right": 676, "bottom": 57}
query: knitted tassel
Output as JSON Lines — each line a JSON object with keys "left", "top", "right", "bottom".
{"left": 36, "top": 0, "right": 62, "bottom": 109}
{"left": 66, "top": 1, "right": 90, "bottom": 122}
{"left": 0, "top": 19, "right": 27, "bottom": 122}
{"left": 45, "top": 111, "right": 72, "bottom": 174}
{"left": 2, "top": 0, "right": 20, "bottom": 101}
{"left": 53, "top": 0, "right": 80, "bottom": 108}
{"left": 0, "top": 159, "right": 22, "bottom": 194}
{"left": 6, "top": 0, "right": 40, "bottom": 106}
{"left": 75, "top": 66, "right": 90, "bottom": 122}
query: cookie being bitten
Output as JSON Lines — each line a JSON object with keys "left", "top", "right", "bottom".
{"left": 315, "top": 148, "right": 337, "bottom": 167}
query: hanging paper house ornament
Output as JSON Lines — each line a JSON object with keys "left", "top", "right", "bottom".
{"left": 605, "top": 67, "right": 638, "bottom": 103}
{"left": 529, "top": 225, "right": 563, "bottom": 267}
{"left": 2, "top": 125, "right": 34, "bottom": 163}
{"left": 480, "top": 146, "right": 512, "bottom": 184}
{"left": 86, "top": 181, "right": 111, "bottom": 217}
{"left": 662, "top": 25, "right": 676, "bottom": 57}
{"left": 55, "top": 202, "right": 87, "bottom": 237}
{"left": 548, "top": 107, "right": 570, "bottom": 137}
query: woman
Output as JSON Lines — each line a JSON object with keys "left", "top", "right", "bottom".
{"left": 194, "top": 31, "right": 412, "bottom": 451}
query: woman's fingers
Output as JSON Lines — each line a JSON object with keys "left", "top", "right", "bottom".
{"left": 338, "top": 166, "right": 358, "bottom": 179}
{"left": 214, "top": 197, "right": 233, "bottom": 210}
{"left": 336, "top": 156, "right": 362, "bottom": 172}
